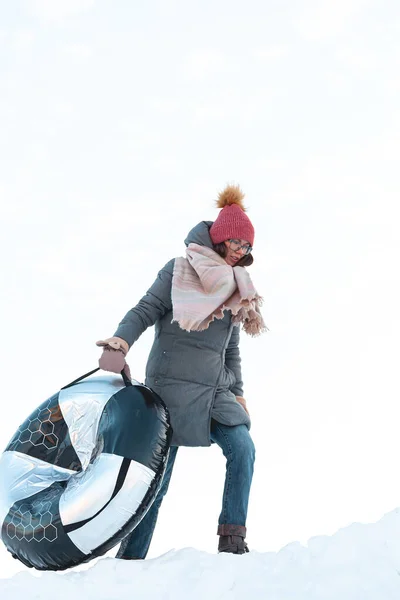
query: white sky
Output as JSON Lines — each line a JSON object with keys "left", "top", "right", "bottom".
{"left": 1, "top": 0, "right": 400, "bottom": 579}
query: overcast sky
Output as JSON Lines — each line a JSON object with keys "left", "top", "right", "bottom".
{"left": 1, "top": 0, "right": 400, "bottom": 578}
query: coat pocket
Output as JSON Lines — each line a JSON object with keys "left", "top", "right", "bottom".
{"left": 146, "top": 348, "right": 171, "bottom": 378}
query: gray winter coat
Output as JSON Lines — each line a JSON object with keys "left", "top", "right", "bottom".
{"left": 114, "top": 221, "right": 251, "bottom": 447}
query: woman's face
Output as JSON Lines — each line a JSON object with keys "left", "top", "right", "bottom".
{"left": 223, "top": 239, "right": 252, "bottom": 267}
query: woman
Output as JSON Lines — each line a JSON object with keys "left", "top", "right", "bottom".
{"left": 96, "top": 184, "right": 266, "bottom": 558}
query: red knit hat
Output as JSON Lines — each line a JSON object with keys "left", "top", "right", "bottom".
{"left": 209, "top": 185, "right": 254, "bottom": 246}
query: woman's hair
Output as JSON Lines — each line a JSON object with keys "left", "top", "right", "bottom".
{"left": 213, "top": 241, "right": 253, "bottom": 267}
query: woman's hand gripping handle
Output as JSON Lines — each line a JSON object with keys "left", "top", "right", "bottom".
{"left": 96, "top": 337, "right": 131, "bottom": 380}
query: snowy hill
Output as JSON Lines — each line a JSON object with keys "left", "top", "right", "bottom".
{"left": 2, "top": 508, "right": 400, "bottom": 600}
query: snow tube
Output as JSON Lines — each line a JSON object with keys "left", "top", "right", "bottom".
{"left": 0, "top": 369, "right": 172, "bottom": 571}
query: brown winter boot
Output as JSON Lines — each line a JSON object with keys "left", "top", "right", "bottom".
{"left": 217, "top": 524, "right": 249, "bottom": 554}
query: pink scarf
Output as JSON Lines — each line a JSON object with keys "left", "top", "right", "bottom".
{"left": 171, "top": 243, "right": 266, "bottom": 336}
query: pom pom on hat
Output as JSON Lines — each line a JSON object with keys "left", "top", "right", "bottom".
{"left": 216, "top": 184, "right": 246, "bottom": 210}
{"left": 210, "top": 184, "right": 255, "bottom": 246}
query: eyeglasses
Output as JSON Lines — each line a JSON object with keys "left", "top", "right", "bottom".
{"left": 228, "top": 239, "right": 253, "bottom": 255}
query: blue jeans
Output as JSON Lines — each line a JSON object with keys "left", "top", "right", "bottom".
{"left": 117, "top": 421, "right": 255, "bottom": 559}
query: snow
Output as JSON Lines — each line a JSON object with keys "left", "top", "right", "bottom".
{"left": 2, "top": 508, "right": 400, "bottom": 599}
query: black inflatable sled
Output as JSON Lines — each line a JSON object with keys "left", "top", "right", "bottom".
{"left": 0, "top": 369, "right": 171, "bottom": 570}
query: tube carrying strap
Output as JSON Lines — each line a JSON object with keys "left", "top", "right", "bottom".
{"left": 61, "top": 368, "right": 132, "bottom": 390}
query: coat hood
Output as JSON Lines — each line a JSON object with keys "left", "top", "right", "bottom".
{"left": 184, "top": 221, "right": 254, "bottom": 266}
{"left": 184, "top": 221, "right": 214, "bottom": 249}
